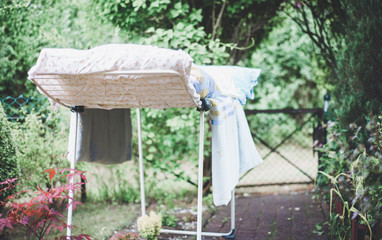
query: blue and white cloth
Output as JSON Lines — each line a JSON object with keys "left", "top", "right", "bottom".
{"left": 210, "top": 97, "right": 263, "bottom": 205}
{"left": 191, "top": 65, "right": 263, "bottom": 206}
{"left": 200, "top": 66, "right": 261, "bottom": 105}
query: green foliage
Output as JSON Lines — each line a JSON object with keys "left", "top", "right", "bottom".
{"left": 95, "top": 0, "right": 228, "bottom": 64}
{"left": 289, "top": 6, "right": 382, "bottom": 235}
{"left": 0, "top": 0, "right": 51, "bottom": 96}
{"left": 311, "top": 0, "right": 382, "bottom": 223}
{"left": 91, "top": 164, "right": 140, "bottom": 204}
{"left": 0, "top": 0, "right": 287, "bottom": 97}
{"left": 0, "top": 0, "right": 122, "bottom": 97}
{"left": 317, "top": 114, "right": 382, "bottom": 186}
{"left": 0, "top": 104, "right": 20, "bottom": 204}
{"left": 247, "top": 15, "right": 327, "bottom": 147}
{"left": 250, "top": 15, "right": 327, "bottom": 110}
{"left": 320, "top": 171, "right": 372, "bottom": 239}
{"left": 285, "top": 0, "right": 347, "bottom": 74}
{"left": 317, "top": 113, "right": 382, "bottom": 237}
{"left": 96, "top": 181, "right": 139, "bottom": 204}
{"left": 10, "top": 107, "right": 70, "bottom": 189}
{"left": 94, "top": 0, "right": 284, "bottom": 64}
{"left": 334, "top": 0, "right": 382, "bottom": 126}
{"left": 288, "top": 0, "right": 382, "bottom": 126}
{"left": 160, "top": 211, "right": 178, "bottom": 228}
{"left": 132, "top": 108, "right": 200, "bottom": 188}
{"left": 351, "top": 154, "right": 382, "bottom": 228}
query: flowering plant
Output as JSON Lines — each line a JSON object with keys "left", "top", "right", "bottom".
{"left": 137, "top": 211, "right": 162, "bottom": 240}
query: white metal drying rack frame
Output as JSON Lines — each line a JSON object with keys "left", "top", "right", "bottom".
{"left": 29, "top": 70, "right": 236, "bottom": 240}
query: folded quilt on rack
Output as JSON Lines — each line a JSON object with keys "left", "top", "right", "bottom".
{"left": 28, "top": 44, "right": 201, "bottom": 110}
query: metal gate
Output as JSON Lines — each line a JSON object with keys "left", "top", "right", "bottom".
{"left": 238, "top": 108, "right": 324, "bottom": 188}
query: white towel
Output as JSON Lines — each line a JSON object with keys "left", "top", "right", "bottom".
{"left": 211, "top": 97, "right": 263, "bottom": 205}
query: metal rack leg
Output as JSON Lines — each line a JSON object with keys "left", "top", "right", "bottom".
{"left": 196, "top": 111, "right": 205, "bottom": 240}
{"left": 137, "top": 108, "right": 146, "bottom": 216}
{"left": 159, "top": 110, "right": 236, "bottom": 239}
{"left": 67, "top": 111, "right": 78, "bottom": 239}
{"left": 224, "top": 190, "right": 236, "bottom": 239}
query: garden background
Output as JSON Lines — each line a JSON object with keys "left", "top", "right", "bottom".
{"left": 0, "top": 0, "right": 381, "bottom": 239}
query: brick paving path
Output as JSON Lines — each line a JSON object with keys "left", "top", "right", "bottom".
{"left": 112, "top": 190, "right": 329, "bottom": 240}
{"left": 201, "top": 191, "right": 329, "bottom": 240}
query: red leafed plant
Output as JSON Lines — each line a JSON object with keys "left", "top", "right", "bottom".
{"left": 0, "top": 168, "right": 92, "bottom": 240}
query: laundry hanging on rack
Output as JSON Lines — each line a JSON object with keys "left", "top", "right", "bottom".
{"left": 191, "top": 66, "right": 263, "bottom": 206}
{"left": 209, "top": 97, "right": 263, "bottom": 205}
{"left": 67, "top": 108, "right": 132, "bottom": 164}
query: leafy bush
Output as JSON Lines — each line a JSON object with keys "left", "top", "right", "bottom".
{"left": 94, "top": 0, "right": 284, "bottom": 65}
{"left": 250, "top": 15, "right": 327, "bottom": 110}
{"left": 317, "top": 114, "right": 382, "bottom": 186}
{"left": 0, "top": 104, "right": 20, "bottom": 205}
{"left": 0, "top": 0, "right": 124, "bottom": 97}
{"left": 317, "top": 113, "right": 382, "bottom": 238}
{"left": 10, "top": 107, "right": 70, "bottom": 189}
{"left": 287, "top": 0, "right": 382, "bottom": 127}
{"left": 335, "top": 0, "right": 382, "bottom": 126}
{"left": 0, "top": 168, "right": 90, "bottom": 240}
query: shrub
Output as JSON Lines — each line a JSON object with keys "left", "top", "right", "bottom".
{"left": 0, "top": 168, "right": 91, "bottom": 240}
{"left": 0, "top": 104, "right": 20, "bottom": 205}
{"left": 334, "top": 0, "right": 382, "bottom": 126}
{"left": 10, "top": 107, "right": 70, "bottom": 189}
{"left": 317, "top": 114, "right": 382, "bottom": 187}
{"left": 317, "top": 113, "right": 382, "bottom": 238}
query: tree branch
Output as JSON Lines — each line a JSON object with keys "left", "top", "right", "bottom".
{"left": 229, "top": 3, "right": 281, "bottom": 64}
{"left": 286, "top": 1, "right": 337, "bottom": 73}
{"left": 212, "top": 0, "right": 227, "bottom": 40}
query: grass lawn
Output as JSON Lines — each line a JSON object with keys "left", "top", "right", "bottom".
{"left": 67, "top": 201, "right": 140, "bottom": 240}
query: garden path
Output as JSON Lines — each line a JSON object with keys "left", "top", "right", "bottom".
{"left": 201, "top": 190, "right": 329, "bottom": 240}
{"left": 111, "top": 190, "right": 330, "bottom": 240}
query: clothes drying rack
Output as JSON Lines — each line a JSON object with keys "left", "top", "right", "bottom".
{"left": 29, "top": 69, "right": 236, "bottom": 240}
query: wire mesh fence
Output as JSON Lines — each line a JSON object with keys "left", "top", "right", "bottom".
{"left": 0, "top": 95, "right": 47, "bottom": 120}
{"left": 239, "top": 109, "right": 323, "bottom": 189}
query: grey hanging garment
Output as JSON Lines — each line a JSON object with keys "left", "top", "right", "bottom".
{"left": 68, "top": 109, "right": 132, "bottom": 164}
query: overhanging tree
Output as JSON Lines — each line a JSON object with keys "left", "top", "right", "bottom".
{"left": 286, "top": 0, "right": 382, "bottom": 125}
{"left": 94, "top": 0, "right": 285, "bottom": 65}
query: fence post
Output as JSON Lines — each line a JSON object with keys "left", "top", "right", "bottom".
{"left": 81, "top": 173, "right": 87, "bottom": 202}
{"left": 323, "top": 94, "right": 331, "bottom": 123}
{"left": 318, "top": 94, "right": 330, "bottom": 172}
